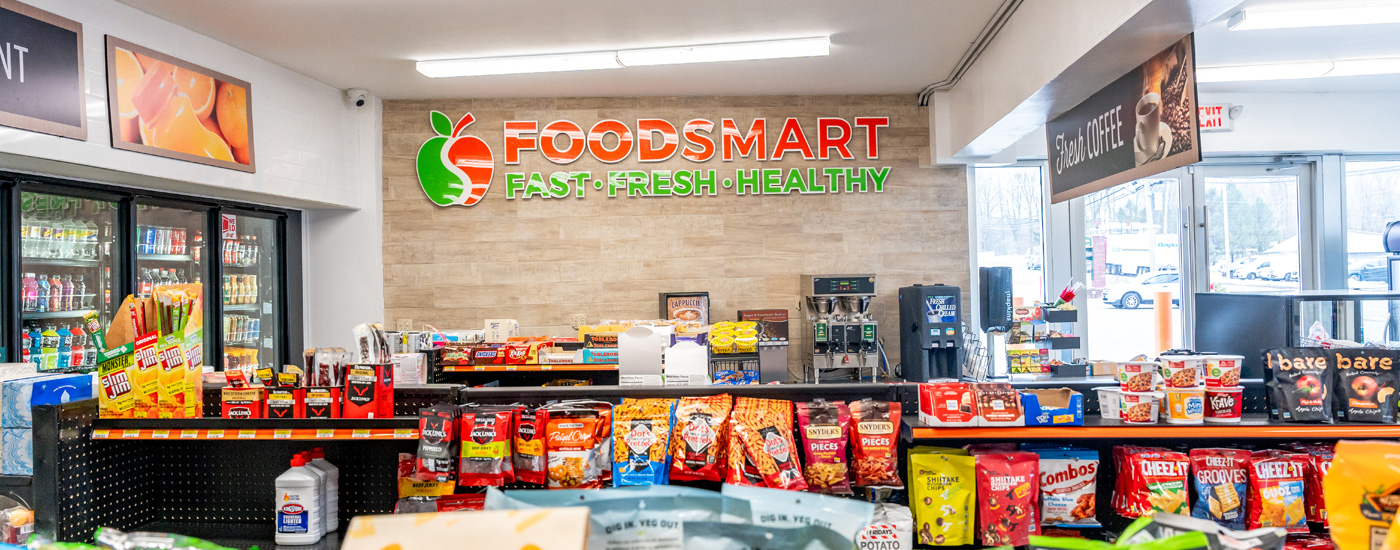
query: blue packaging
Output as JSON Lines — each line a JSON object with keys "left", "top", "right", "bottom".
{"left": 1, "top": 429, "right": 33, "bottom": 475}
{"left": 612, "top": 399, "right": 676, "bottom": 486}
{"left": 1, "top": 373, "right": 95, "bottom": 428}
{"left": 1021, "top": 388, "right": 1084, "bottom": 426}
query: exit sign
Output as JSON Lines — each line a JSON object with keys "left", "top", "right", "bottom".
{"left": 1199, "top": 104, "right": 1233, "bottom": 132}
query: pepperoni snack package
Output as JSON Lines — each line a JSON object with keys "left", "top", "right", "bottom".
{"left": 543, "top": 403, "right": 610, "bottom": 489}
{"left": 1189, "top": 448, "right": 1250, "bottom": 529}
{"left": 974, "top": 451, "right": 1039, "bottom": 546}
{"left": 796, "top": 400, "right": 852, "bottom": 495}
{"left": 850, "top": 399, "right": 904, "bottom": 488}
{"left": 1126, "top": 449, "right": 1190, "bottom": 518}
{"left": 1034, "top": 448, "right": 1099, "bottom": 527}
{"left": 1332, "top": 349, "right": 1400, "bottom": 423}
{"left": 458, "top": 405, "right": 515, "bottom": 487}
{"left": 1247, "top": 454, "right": 1308, "bottom": 533}
{"left": 1264, "top": 349, "right": 1333, "bottom": 423}
{"left": 729, "top": 397, "right": 807, "bottom": 491}
{"left": 513, "top": 406, "right": 549, "bottom": 485}
{"left": 670, "top": 394, "right": 733, "bottom": 483}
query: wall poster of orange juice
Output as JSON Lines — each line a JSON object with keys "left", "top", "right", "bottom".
{"left": 104, "top": 36, "right": 254, "bottom": 173}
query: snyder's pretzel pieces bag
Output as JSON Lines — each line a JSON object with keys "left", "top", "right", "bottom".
{"left": 669, "top": 394, "right": 732, "bottom": 482}
{"left": 1248, "top": 453, "right": 1308, "bottom": 532}
{"left": 850, "top": 399, "right": 903, "bottom": 488}
{"left": 796, "top": 400, "right": 852, "bottom": 495}
{"left": 1324, "top": 440, "right": 1400, "bottom": 550}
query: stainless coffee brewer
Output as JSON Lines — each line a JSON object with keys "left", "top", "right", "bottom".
{"left": 801, "top": 274, "right": 881, "bottom": 383}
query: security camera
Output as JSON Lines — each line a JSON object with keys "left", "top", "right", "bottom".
{"left": 346, "top": 88, "right": 369, "bottom": 107}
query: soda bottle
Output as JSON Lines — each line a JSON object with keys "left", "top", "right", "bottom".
{"left": 36, "top": 274, "right": 49, "bottom": 313}
{"left": 249, "top": 235, "right": 259, "bottom": 266}
{"left": 48, "top": 274, "right": 63, "bottom": 312}
{"left": 39, "top": 325, "right": 58, "bottom": 370}
{"left": 192, "top": 230, "right": 203, "bottom": 262}
{"left": 175, "top": 228, "right": 187, "bottom": 255}
{"left": 176, "top": 269, "right": 188, "bottom": 285}
{"left": 83, "top": 217, "right": 98, "bottom": 259}
{"left": 139, "top": 268, "right": 152, "bottom": 298}
{"left": 60, "top": 275, "right": 74, "bottom": 311}
{"left": 75, "top": 275, "right": 90, "bottom": 309}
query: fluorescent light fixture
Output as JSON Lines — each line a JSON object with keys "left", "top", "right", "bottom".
{"left": 417, "top": 51, "right": 620, "bottom": 78}
{"left": 1197, "top": 56, "right": 1400, "bottom": 82}
{"left": 1228, "top": 1, "right": 1400, "bottom": 30}
{"left": 616, "top": 37, "right": 830, "bottom": 67}
{"left": 417, "top": 36, "right": 830, "bottom": 78}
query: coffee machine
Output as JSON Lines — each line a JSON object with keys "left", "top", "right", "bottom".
{"left": 801, "top": 274, "right": 880, "bottom": 383}
{"left": 897, "top": 284, "right": 964, "bottom": 382}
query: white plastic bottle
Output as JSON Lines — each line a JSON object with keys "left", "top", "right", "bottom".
{"left": 309, "top": 447, "right": 339, "bottom": 532}
{"left": 275, "top": 455, "right": 323, "bottom": 545}
{"left": 298, "top": 453, "right": 328, "bottom": 536}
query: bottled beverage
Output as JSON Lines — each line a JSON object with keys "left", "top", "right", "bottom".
{"left": 86, "top": 341, "right": 98, "bottom": 368}
{"left": 250, "top": 275, "right": 258, "bottom": 303}
{"left": 162, "top": 269, "right": 174, "bottom": 287}
{"left": 174, "top": 227, "right": 187, "bottom": 256}
{"left": 251, "top": 317, "right": 260, "bottom": 341}
{"left": 20, "top": 329, "right": 31, "bottom": 367}
{"left": 192, "top": 230, "right": 203, "bottom": 262}
{"left": 36, "top": 274, "right": 49, "bottom": 313}
{"left": 69, "top": 328, "right": 84, "bottom": 369}
{"left": 60, "top": 275, "right": 74, "bottom": 311}
{"left": 20, "top": 214, "right": 32, "bottom": 257}
{"left": 249, "top": 235, "right": 259, "bottom": 266}
{"left": 103, "top": 268, "right": 112, "bottom": 307}
{"left": 39, "top": 326, "right": 58, "bottom": 370}
{"left": 61, "top": 211, "right": 79, "bottom": 259}
{"left": 101, "top": 220, "right": 112, "bottom": 258}
{"left": 27, "top": 326, "right": 42, "bottom": 368}
{"left": 83, "top": 218, "right": 98, "bottom": 259}
{"left": 75, "top": 275, "right": 90, "bottom": 309}
{"left": 222, "top": 275, "right": 230, "bottom": 304}
{"left": 55, "top": 326, "right": 71, "bottom": 370}
{"left": 139, "top": 268, "right": 153, "bottom": 298}
{"left": 21, "top": 273, "right": 37, "bottom": 313}
{"left": 143, "top": 225, "right": 158, "bottom": 255}
{"left": 48, "top": 274, "right": 62, "bottom": 312}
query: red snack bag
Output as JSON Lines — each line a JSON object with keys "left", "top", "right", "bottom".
{"left": 513, "top": 406, "right": 549, "bottom": 485}
{"left": 974, "top": 451, "right": 1039, "bottom": 546}
{"left": 1247, "top": 454, "right": 1309, "bottom": 532}
{"left": 416, "top": 405, "right": 457, "bottom": 482}
{"left": 670, "top": 394, "right": 733, "bottom": 482}
{"left": 458, "top": 406, "right": 515, "bottom": 486}
{"left": 796, "top": 400, "right": 852, "bottom": 495}
{"left": 729, "top": 397, "right": 806, "bottom": 491}
{"left": 544, "top": 404, "right": 607, "bottom": 489}
{"left": 1299, "top": 444, "right": 1333, "bottom": 526}
{"left": 849, "top": 399, "right": 903, "bottom": 488}
{"left": 1131, "top": 449, "right": 1190, "bottom": 517}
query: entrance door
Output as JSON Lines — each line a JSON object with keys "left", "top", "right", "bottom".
{"left": 1189, "top": 164, "right": 1311, "bottom": 294}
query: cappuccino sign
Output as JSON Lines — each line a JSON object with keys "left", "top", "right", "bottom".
{"left": 1046, "top": 35, "right": 1200, "bottom": 203}
{"left": 416, "top": 112, "right": 891, "bottom": 207}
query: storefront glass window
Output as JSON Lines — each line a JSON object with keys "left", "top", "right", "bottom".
{"left": 1084, "top": 177, "right": 1182, "bottom": 359}
{"left": 1344, "top": 160, "right": 1400, "bottom": 290}
{"left": 975, "top": 166, "right": 1044, "bottom": 304}
{"left": 1202, "top": 174, "right": 1301, "bottom": 293}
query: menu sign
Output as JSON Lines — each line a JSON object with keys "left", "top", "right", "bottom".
{"left": 0, "top": 0, "right": 85, "bottom": 140}
{"left": 1046, "top": 35, "right": 1200, "bottom": 203}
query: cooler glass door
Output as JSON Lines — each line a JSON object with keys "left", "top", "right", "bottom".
{"left": 136, "top": 202, "right": 212, "bottom": 368}
{"left": 18, "top": 189, "right": 123, "bottom": 372}
{"left": 218, "top": 212, "right": 281, "bottom": 376}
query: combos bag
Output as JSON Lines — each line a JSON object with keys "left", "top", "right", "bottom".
{"left": 612, "top": 398, "right": 677, "bottom": 486}
{"left": 909, "top": 448, "right": 976, "bottom": 546}
{"left": 1332, "top": 349, "right": 1400, "bottom": 423}
{"left": 1247, "top": 453, "right": 1308, "bottom": 533}
{"left": 974, "top": 451, "right": 1039, "bottom": 546}
{"left": 669, "top": 394, "right": 733, "bottom": 483}
{"left": 1189, "top": 448, "right": 1249, "bottom": 529}
{"left": 796, "top": 400, "right": 852, "bottom": 495}
{"left": 459, "top": 406, "right": 515, "bottom": 487}
{"left": 850, "top": 399, "right": 904, "bottom": 488}
{"left": 1264, "top": 348, "right": 1333, "bottom": 423}
{"left": 1035, "top": 448, "right": 1099, "bottom": 528}
{"left": 1324, "top": 440, "right": 1400, "bottom": 550}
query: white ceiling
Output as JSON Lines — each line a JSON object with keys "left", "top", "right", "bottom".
{"left": 1194, "top": 0, "right": 1400, "bottom": 93}
{"left": 114, "top": 0, "right": 1005, "bottom": 100}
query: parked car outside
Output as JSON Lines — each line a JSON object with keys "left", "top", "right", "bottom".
{"left": 1102, "top": 271, "right": 1180, "bottom": 309}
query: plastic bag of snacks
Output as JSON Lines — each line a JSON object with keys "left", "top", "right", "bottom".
{"left": 94, "top": 527, "right": 239, "bottom": 550}
{"left": 1120, "top": 447, "right": 1190, "bottom": 517}
{"left": 1247, "top": 452, "right": 1308, "bottom": 533}
{"left": 1115, "top": 513, "right": 1286, "bottom": 550}
{"left": 416, "top": 404, "right": 458, "bottom": 482}
{"left": 612, "top": 398, "right": 677, "bottom": 486}
{"left": 543, "top": 401, "right": 611, "bottom": 489}
{"left": 682, "top": 522, "right": 852, "bottom": 550}
{"left": 487, "top": 486, "right": 725, "bottom": 550}
{"left": 1324, "top": 440, "right": 1400, "bottom": 550}
{"left": 858, "top": 501, "right": 914, "bottom": 550}
{"left": 727, "top": 398, "right": 807, "bottom": 491}
{"left": 458, "top": 405, "right": 515, "bottom": 486}
{"left": 1264, "top": 349, "right": 1333, "bottom": 423}
{"left": 973, "top": 451, "right": 1039, "bottom": 546}
{"left": 850, "top": 399, "right": 904, "bottom": 488}
{"left": 796, "top": 400, "right": 852, "bottom": 495}
{"left": 1189, "top": 448, "right": 1249, "bottom": 529}
{"left": 720, "top": 484, "right": 875, "bottom": 541}
{"left": 1035, "top": 448, "right": 1099, "bottom": 528}
{"left": 513, "top": 406, "right": 548, "bottom": 485}
{"left": 669, "top": 394, "right": 733, "bottom": 482}
{"left": 909, "top": 448, "right": 976, "bottom": 546}
{"left": 1331, "top": 349, "right": 1400, "bottom": 423}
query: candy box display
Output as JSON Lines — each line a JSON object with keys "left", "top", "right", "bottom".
{"left": 1019, "top": 389, "right": 1083, "bottom": 427}
{"left": 221, "top": 387, "right": 264, "bottom": 419}
{"left": 919, "top": 380, "right": 977, "bottom": 426}
{"left": 970, "top": 383, "right": 1024, "bottom": 426}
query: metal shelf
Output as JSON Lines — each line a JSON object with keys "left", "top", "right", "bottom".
{"left": 137, "top": 253, "right": 195, "bottom": 263}
{"left": 906, "top": 413, "right": 1400, "bottom": 439}
{"left": 21, "top": 309, "right": 96, "bottom": 320}
{"left": 92, "top": 417, "right": 420, "bottom": 441}
{"left": 222, "top": 303, "right": 259, "bottom": 312}
{"left": 442, "top": 364, "right": 617, "bottom": 372}
{"left": 21, "top": 256, "right": 100, "bottom": 268}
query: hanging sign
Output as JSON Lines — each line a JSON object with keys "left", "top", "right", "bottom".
{"left": 414, "top": 112, "right": 891, "bottom": 207}
{"left": 1198, "top": 103, "right": 1233, "bottom": 132}
{"left": 0, "top": 0, "right": 86, "bottom": 140}
{"left": 1046, "top": 35, "right": 1200, "bottom": 203}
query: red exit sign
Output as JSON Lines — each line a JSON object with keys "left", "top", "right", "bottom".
{"left": 1199, "top": 104, "right": 1233, "bottom": 132}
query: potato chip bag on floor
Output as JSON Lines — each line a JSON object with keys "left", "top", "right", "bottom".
{"left": 974, "top": 451, "right": 1039, "bottom": 546}
{"left": 1189, "top": 448, "right": 1250, "bottom": 529}
{"left": 613, "top": 398, "right": 676, "bottom": 486}
{"left": 1325, "top": 440, "right": 1400, "bottom": 550}
{"left": 1247, "top": 454, "right": 1308, "bottom": 533}
{"left": 910, "top": 449, "right": 976, "bottom": 546}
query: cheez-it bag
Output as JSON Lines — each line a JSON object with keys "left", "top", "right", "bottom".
{"left": 1248, "top": 453, "right": 1309, "bottom": 533}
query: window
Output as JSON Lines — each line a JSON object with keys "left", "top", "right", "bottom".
{"left": 1345, "top": 160, "right": 1400, "bottom": 290}
{"left": 1084, "top": 175, "right": 1182, "bottom": 359}
{"left": 975, "top": 166, "right": 1045, "bottom": 303}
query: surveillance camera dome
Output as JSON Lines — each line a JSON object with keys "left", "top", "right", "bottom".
{"left": 345, "top": 88, "right": 370, "bottom": 108}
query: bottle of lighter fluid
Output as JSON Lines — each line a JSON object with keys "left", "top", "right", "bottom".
{"left": 275, "top": 455, "right": 323, "bottom": 545}
{"left": 299, "top": 452, "right": 328, "bottom": 536}
{"left": 309, "top": 447, "right": 339, "bottom": 532}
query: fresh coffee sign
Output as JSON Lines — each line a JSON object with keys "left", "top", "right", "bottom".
{"left": 415, "top": 112, "right": 891, "bottom": 207}
{"left": 0, "top": 0, "right": 85, "bottom": 140}
{"left": 1046, "top": 35, "right": 1200, "bottom": 203}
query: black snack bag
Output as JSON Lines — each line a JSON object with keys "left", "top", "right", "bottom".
{"left": 416, "top": 404, "right": 458, "bottom": 482}
{"left": 1333, "top": 349, "right": 1400, "bottom": 423}
{"left": 1264, "top": 348, "right": 1333, "bottom": 423}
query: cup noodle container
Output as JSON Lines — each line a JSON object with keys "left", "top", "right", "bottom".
{"left": 1204, "top": 387, "right": 1244, "bottom": 423}
{"left": 1204, "top": 355, "right": 1244, "bottom": 388}
{"left": 1119, "top": 391, "right": 1161, "bottom": 424}
{"left": 1095, "top": 387, "right": 1123, "bottom": 420}
{"left": 1160, "top": 356, "right": 1207, "bottom": 388}
{"left": 1164, "top": 388, "right": 1205, "bottom": 424}
{"left": 1117, "top": 361, "right": 1160, "bottom": 393}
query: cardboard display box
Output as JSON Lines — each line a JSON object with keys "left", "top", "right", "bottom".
{"left": 1020, "top": 388, "right": 1084, "bottom": 426}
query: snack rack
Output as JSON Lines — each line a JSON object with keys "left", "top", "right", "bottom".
{"left": 1007, "top": 307, "right": 1081, "bottom": 375}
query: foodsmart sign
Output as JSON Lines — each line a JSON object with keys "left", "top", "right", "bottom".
{"left": 415, "top": 112, "right": 892, "bottom": 207}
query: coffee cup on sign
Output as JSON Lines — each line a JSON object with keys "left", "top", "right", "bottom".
{"left": 1136, "top": 92, "right": 1162, "bottom": 154}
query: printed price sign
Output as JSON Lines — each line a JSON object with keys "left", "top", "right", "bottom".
{"left": 352, "top": 429, "right": 370, "bottom": 439}
{"left": 237, "top": 429, "right": 257, "bottom": 439}
{"left": 122, "top": 429, "right": 141, "bottom": 438}
{"left": 316, "top": 429, "right": 336, "bottom": 439}
{"left": 273, "top": 429, "right": 292, "bottom": 439}
{"left": 180, "top": 430, "right": 199, "bottom": 439}
{"left": 152, "top": 430, "right": 170, "bottom": 439}
{"left": 394, "top": 429, "right": 414, "bottom": 439}
{"left": 92, "top": 429, "right": 110, "bottom": 439}
{"left": 207, "top": 429, "right": 225, "bottom": 439}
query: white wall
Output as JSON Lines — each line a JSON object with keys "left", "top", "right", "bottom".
{"left": 1198, "top": 92, "right": 1400, "bottom": 155}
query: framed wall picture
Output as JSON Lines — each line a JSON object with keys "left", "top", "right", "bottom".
{"left": 105, "top": 35, "right": 255, "bottom": 172}
{"left": 0, "top": 0, "right": 86, "bottom": 140}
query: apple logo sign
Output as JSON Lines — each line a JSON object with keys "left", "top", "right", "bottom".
{"left": 416, "top": 111, "right": 494, "bottom": 207}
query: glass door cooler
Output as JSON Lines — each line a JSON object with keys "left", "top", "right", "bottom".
{"left": 218, "top": 212, "right": 282, "bottom": 376}
{"left": 136, "top": 202, "right": 212, "bottom": 368}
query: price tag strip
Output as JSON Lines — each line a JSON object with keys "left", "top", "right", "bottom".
{"left": 87, "top": 427, "right": 419, "bottom": 440}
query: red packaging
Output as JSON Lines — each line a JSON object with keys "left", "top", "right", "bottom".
{"left": 378, "top": 362, "right": 396, "bottom": 418}
{"left": 264, "top": 387, "right": 305, "bottom": 419}
{"left": 513, "top": 406, "right": 549, "bottom": 485}
{"left": 501, "top": 344, "right": 532, "bottom": 365}
{"left": 221, "top": 387, "right": 264, "bottom": 419}
{"left": 1247, "top": 454, "right": 1309, "bottom": 532}
{"left": 471, "top": 345, "right": 505, "bottom": 365}
{"left": 796, "top": 400, "right": 852, "bottom": 495}
{"left": 1284, "top": 535, "right": 1333, "bottom": 550}
{"left": 344, "top": 363, "right": 393, "bottom": 418}
{"left": 416, "top": 405, "right": 458, "bottom": 482}
{"left": 435, "top": 494, "right": 486, "bottom": 512}
{"left": 304, "top": 387, "right": 341, "bottom": 419}
{"left": 919, "top": 381, "right": 977, "bottom": 425}
{"left": 669, "top": 394, "right": 732, "bottom": 483}
{"left": 459, "top": 406, "right": 515, "bottom": 487}
{"left": 1127, "top": 450, "right": 1190, "bottom": 517}
{"left": 974, "top": 451, "right": 1039, "bottom": 546}
{"left": 849, "top": 399, "right": 903, "bottom": 488}
{"left": 1204, "top": 388, "right": 1244, "bottom": 423}
{"left": 1301, "top": 445, "right": 1333, "bottom": 525}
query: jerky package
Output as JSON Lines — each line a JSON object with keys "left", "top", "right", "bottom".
{"left": 513, "top": 406, "right": 548, "bottom": 485}
{"left": 796, "top": 400, "right": 852, "bottom": 495}
{"left": 1332, "top": 348, "right": 1400, "bottom": 423}
{"left": 1264, "top": 348, "right": 1333, "bottom": 423}
{"left": 415, "top": 405, "right": 458, "bottom": 482}
{"left": 459, "top": 405, "right": 515, "bottom": 487}
{"left": 1189, "top": 448, "right": 1249, "bottom": 529}
{"left": 850, "top": 399, "right": 903, "bottom": 488}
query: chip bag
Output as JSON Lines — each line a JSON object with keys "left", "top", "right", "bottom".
{"left": 974, "top": 451, "right": 1039, "bottom": 546}
{"left": 669, "top": 394, "right": 732, "bottom": 483}
{"left": 1324, "top": 440, "right": 1400, "bottom": 550}
{"left": 850, "top": 399, "right": 904, "bottom": 488}
{"left": 728, "top": 398, "right": 806, "bottom": 491}
{"left": 1247, "top": 453, "right": 1308, "bottom": 532}
{"left": 909, "top": 449, "right": 976, "bottom": 546}
{"left": 1264, "top": 348, "right": 1333, "bottom": 423}
{"left": 1036, "top": 448, "right": 1099, "bottom": 527}
{"left": 796, "top": 400, "right": 852, "bottom": 495}
{"left": 1128, "top": 449, "right": 1190, "bottom": 517}
{"left": 613, "top": 398, "right": 676, "bottom": 486}
{"left": 544, "top": 402, "right": 609, "bottom": 489}
{"left": 1189, "top": 448, "right": 1249, "bottom": 529}
{"left": 1300, "top": 444, "right": 1333, "bottom": 526}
